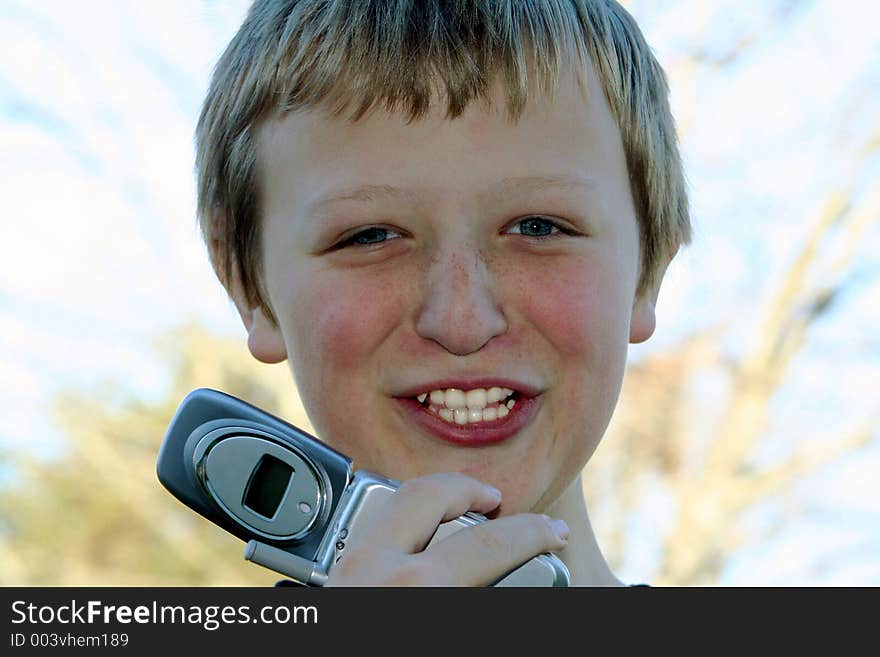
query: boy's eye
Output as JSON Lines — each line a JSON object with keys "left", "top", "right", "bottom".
{"left": 335, "top": 226, "right": 402, "bottom": 249}
{"left": 505, "top": 216, "right": 568, "bottom": 239}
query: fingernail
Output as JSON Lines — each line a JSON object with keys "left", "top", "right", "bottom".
{"left": 485, "top": 485, "right": 502, "bottom": 501}
{"left": 548, "top": 518, "right": 570, "bottom": 541}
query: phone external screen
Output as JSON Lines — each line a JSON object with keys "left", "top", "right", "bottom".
{"left": 244, "top": 454, "right": 293, "bottom": 519}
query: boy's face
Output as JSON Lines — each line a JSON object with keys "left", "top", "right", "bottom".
{"left": 243, "top": 61, "right": 661, "bottom": 514}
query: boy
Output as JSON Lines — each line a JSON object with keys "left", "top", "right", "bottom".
{"left": 195, "top": 0, "right": 690, "bottom": 586}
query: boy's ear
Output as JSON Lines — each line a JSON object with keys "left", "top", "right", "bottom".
{"left": 234, "top": 300, "right": 288, "bottom": 364}
{"left": 221, "top": 242, "right": 287, "bottom": 364}
{"left": 629, "top": 285, "right": 658, "bottom": 345}
{"left": 630, "top": 242, "right": 679, "bottom": 345}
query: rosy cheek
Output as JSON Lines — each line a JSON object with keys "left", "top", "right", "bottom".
{"left": 287, "top": 271, "right": 408, "bottom": 392}
{"left": 514, "top": 259, "right": 611, "bottom": 358}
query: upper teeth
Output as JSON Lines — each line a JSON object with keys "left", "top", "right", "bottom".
{"left": 416, "top": 387, "right": 514, "bottom": 410}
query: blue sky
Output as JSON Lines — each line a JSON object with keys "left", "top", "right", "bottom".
{"left": 1, "top": 0, "right": 877, "bottom": 585}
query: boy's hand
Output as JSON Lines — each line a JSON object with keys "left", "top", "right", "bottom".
{"left": 324, "top": 472, "right": 569, "bottom": 586}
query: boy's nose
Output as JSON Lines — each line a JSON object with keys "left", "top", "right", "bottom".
{"left": 413, "top": 247, "right": 508, "bottom": 356}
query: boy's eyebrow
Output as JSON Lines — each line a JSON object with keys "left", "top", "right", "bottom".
{"left": 307, "top": 175, "right": 596, "bottom": 213}
{"left": 308, "top": 184, "right": 419, "bottom": 213}
{"left": 494, "top": 175, "right": 597, "bottom": 195}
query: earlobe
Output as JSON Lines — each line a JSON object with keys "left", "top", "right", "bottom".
{"left": 246, "top": 306, "right": 288, "bottom": 363}
{"left": 215, "top": 238, "right": 287, "bottom": 364}
{"left": 631, "top": 240, "right": 679, "bottom": 344}
{"left": 629, "top": 293, "right": 657, "bottom": 344}
{"left": 234, "top": 300, "right": 288, "bottom": 364}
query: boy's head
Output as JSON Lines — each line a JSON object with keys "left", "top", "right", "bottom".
{"left": 195, "top": 0, "right": 690, "bottom": 514}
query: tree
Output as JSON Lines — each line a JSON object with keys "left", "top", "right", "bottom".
{"left": 0, "top": 323, "right": 313, "bottom": 585}
{"left": 585, "top": 126, "right": 880, "bottom": 587}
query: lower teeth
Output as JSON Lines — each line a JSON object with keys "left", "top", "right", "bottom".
{"left": 432, "top": 401, "right": 513, "bottom": 424}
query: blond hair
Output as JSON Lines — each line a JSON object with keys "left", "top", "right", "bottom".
{"left": 196, "top": 0, "right": 690, "bottom": 326}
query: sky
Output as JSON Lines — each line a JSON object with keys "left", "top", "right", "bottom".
{"left": 1, "top": 0, "right": 878, "bottom": 585}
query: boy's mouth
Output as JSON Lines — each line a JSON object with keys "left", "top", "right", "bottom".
{"left": 413, "top": 386, "right": 520, "bottom": 425}
{"left": 393, "top": 379, "right": 542, "bottom": 446}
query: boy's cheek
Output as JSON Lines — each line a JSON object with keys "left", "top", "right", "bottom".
{"left": 284, "top": 270, "right": 411, "bottom": 376}
{"left": 517, "top": 259, "right": 626, "bottom": 359}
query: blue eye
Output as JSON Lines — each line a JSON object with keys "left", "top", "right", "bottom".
{"left": 507, "top": 216, "right": 567, "bottom": 239}
{"left": 337, "top": 226, "right": 402, "bottom": 248}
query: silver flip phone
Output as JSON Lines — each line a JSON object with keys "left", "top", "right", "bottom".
{"left": 157, "top": 388, "right": 569, "bottom": 587}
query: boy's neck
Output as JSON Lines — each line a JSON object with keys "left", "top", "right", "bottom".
{"left": 545, "top": 475, "right": 624, "bottom": 587}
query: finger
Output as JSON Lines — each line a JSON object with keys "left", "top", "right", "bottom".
{"left": 359, "top": 472, "right": 502, "bottom": 553}
{"left": 412, "top": 512, "right": 569, "bottom": 587}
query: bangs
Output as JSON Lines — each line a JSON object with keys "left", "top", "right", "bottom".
{"left": 269, "top": 0, "right": 590, "bottom": 122}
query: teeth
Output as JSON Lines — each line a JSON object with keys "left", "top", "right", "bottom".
{"left": 431, "top": 405, "right": 510, "bottom": 424}
{"left": 466, "top": 389, "right": 488, "bottom": 409}
{"left": 445, "top": 389, "right": 467, "bottom": 409}
{"left": 414, "top": 385, "right": 521, "bottom": 424}
{"left": 419, "top": 386, "right": 515, "bottom": 410}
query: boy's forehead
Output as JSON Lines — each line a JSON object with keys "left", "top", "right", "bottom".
{"left": 255, "top": 59, "right": 624, "bottom": 207}
{"left": 258, "top": 56, "right": 598, "bottom": 153}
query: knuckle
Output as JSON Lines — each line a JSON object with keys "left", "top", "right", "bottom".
{"left": 529, "top": 514, "right": 560, "bottom": 545}
{"left": 472, "top": 525, "right": 514, "bottom": 563}
{"left": 506, "top": 513, "right": 557, "bottom": 548}
{"left": 396, "top": 477, "right": 434, "bottom": 499}
{"left": 397, "top": 472, "right": 473, "bottom": 498}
